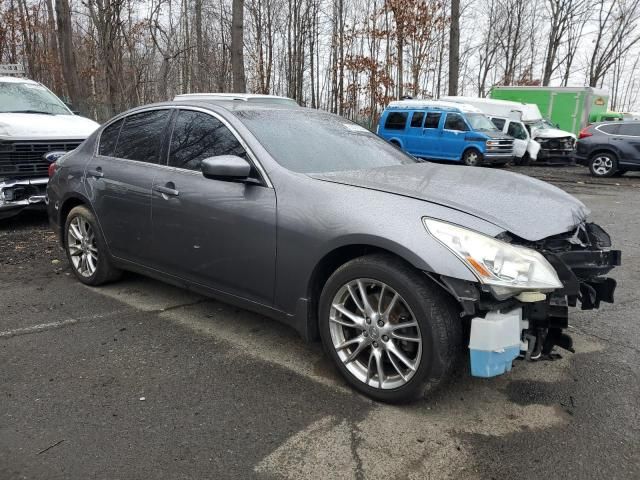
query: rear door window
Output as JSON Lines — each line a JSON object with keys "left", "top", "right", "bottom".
{"left": 114, "top": 109, "right": 171, "bottom": 163}
{"left": 424, "top": 112, "right": 442, "bottom": 129}
{"left": 410, "top": 111, "right": 425, "bottom": 128}
{"left": 168, "top": 110, "right": 247, "bottom": 171}
{"left": 444, "top": 113, "right": 469, "bottom": 131}
{"left": 490, "top": 117, "right": 506, "bottom": 130}
{"left": 617, "top": 124, "right": 640, "bottom": 136}
{"left": 98, "top": 119, "right": 123, "bottom": 156}
{"left": 384, "top": 112, "right": 408, "bottom": 130}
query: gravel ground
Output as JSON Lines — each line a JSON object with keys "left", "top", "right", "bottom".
{"left": 1, "top": 166, "right": 638, "bottom": 480}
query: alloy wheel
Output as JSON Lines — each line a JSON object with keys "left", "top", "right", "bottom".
{"left": 329, "top": 279, "right": 422, "bottom": 390}
{"left": 591, "top": 155, "right": 613, "bottom": 176}
{"left": 67, "top": 216, "right": 98, "bottom": 277}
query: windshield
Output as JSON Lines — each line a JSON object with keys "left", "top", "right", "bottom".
{"left": 466, "top": 113, "right": 498, "bottom": 131}
{"left": 530, "top": 118, "right": 555, "bottom": 129}
{"left": 234, "top": 109, "right": 419, "bottom": 173}
{"left": 0, "top": 82, "right": 71, "bottom": 115}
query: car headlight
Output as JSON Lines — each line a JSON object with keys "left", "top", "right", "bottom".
{"left": 423, "top": 218, "right": 562, "bottom": 293}
{"left": 486, "top": 140, "right": 499, "bottom": 146}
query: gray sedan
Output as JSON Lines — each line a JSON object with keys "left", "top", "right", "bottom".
{"left": 46, "top": 101, "right": 620, "bottom": 403}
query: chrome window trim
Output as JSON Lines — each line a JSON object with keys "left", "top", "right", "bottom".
{"left": 94, "top": 105, "right": 273, "bottom": 188}
{"left": 594, "top": 124, "right": 620, "bottom": 136}
{"left": 595, "top": 122, "right": 640, "bottom": 138}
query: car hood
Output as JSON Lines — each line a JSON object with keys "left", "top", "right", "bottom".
{"left": 481, "top": 130, "right": 511, "bottom": 139}
{"left": 310, "top": 163, "right": 589, "bottom": 241}
{"left": 531, "top": 127, "right": 576, "bottom": 140}
{"left": 0, "top": 113, "right": 99, "bottom": 140}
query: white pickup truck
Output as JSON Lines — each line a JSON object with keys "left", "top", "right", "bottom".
{"left": 0, "top": 75, "right": 99, "bottom": 219}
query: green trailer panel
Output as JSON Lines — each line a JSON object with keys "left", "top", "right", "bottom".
{"left": 489, "top": 87, "right": 613, "bottom": 135}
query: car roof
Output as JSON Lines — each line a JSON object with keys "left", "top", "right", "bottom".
{"left": 173, "top": 93, "right": 297, "bottom": 104}
{"left": 386, "top": 99, "right": 482, "bottom": 113}
{"left": 0, "top": 76, "right": 39, "bottom": 84}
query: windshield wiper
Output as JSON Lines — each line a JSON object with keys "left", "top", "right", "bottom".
{"left": 6, "top": 109, "right": 54, "bottom": 115}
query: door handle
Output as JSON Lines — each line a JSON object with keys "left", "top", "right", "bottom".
{"left": 87, "top": 167, "right": 103, "bottom": 178}
{"left": 153, "top": 183, "right": 179, "bottom": 197}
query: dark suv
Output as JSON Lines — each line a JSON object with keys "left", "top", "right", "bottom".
{"left": 575, "top": 121, "right": 640, "bottom": 177}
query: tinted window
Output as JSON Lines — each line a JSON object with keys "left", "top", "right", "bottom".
{"left": 424, "top": 112, "right": 441, "bottom": 129}
{"left": 617, "top": 124, "right": 640, "bottom": 136}
{"left": 384, "top": 112, "right": 408, "bottom": 130}
{"left": 410, "top": 111, "right": 425, "bottom": 128}
{"left": 444, "top": 113, "right": 469, "bottom": 131}
{"left": 169, "top": 110, "right": 247, "bottom": 170}
{"left": 491, "top": 117, "right": 506, "bottom": 130}
{"left": 99, "top": 119, "right": 123, "bottom": 156}
{"left": 114, "top": 110, "right": 171, "bottom": 163}
{"left": 599, "top": 124, "right": 619, "bottom": 135}
{"left": 234, "top": 109, "right": 418, "bottom": 173}
{"left": 507, "top": 121, "right": 527, "bottom": 140}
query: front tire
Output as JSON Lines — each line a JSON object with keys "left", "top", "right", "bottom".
{"left": 318, "top": 254, "right": 462, "bottom": 403}
{"left": 64, "top": 205, "right": 121, "bottom": 285}
{"left": 589, "top": 153, "right": 617, "bottom": 177}
{"left": 462, "top": 149, "right": 482, "bottom": 166}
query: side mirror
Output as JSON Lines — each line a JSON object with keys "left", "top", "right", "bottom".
{"left": 201, "top": 155, "right": 251, "bottom": 181}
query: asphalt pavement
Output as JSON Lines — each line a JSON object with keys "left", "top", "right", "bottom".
{"left": 1, "top": 165, "right": 638, "bottom": 479}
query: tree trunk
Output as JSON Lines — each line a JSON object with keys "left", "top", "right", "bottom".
{"left": 231, "top": 0, "right": 246, "bottom": 92}
{"left": 55, "top": 0, "right": 82, "bottom": 111}
{"left": 448, "top": 0, "right": 460, "bottom": 95}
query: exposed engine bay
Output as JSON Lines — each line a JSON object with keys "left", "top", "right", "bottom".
{"left": 433, "top": 221, "right": 621, "bottom": 375}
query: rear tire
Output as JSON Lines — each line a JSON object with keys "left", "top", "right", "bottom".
{"left": 589, "top": 152, "right": 617, "bottom": 177}
{"left": 318, "top": 254, "right": 462, "bottom": 403}
{"left": 462, "top": 149, "right": 482, "bottom": 166}
{"left": 64, "top": 205, "right": 122, "bottom": 286}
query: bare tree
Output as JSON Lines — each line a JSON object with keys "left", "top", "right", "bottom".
{"left": 231, "top": 0, "right": 246, "bottom": 91}
{"left": 448, "top": 0, "right": 459, "bottom": 95}
{"left": 588, "top": 0, "right": 640, "bottom": 87}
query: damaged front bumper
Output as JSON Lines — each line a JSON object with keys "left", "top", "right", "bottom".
{"left": 0, "top": 177, "right": 48, "bottom": 219}
{"left": 437, "top": 222, "right": 621, "bottom": 377}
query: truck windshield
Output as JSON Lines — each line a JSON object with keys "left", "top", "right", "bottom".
{"left": 0, "top": 82, "right": 71, "bottom": 115}
{"left": 466, "top": 113, "right": 498, "bottom": 131}
{"left": 530, "top": 119, "right": 556, "bottom": 129}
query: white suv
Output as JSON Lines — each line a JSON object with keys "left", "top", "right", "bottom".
{"left": 0, "top": 75, "right": 99, "bottom": 219}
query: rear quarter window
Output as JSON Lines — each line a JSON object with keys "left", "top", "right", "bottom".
{"left": 384, "top": 112, "right": 408, "bottom": 130}
{"left": 598, "top": 124, "right": 620, "bottom": 135}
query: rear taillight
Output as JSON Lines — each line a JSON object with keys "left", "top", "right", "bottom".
{"left": 48, "top": 162, "right": 57, "bottom": 177}
{"left": 578, "top": 127, "right": 593, "bottom": 139}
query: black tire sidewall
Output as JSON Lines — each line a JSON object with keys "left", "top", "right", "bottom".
{"left": 64, "top": 206, "right": 113, "bottom": 285}
{"left": 318, "top": 257, "right": 451, "bottom": 403}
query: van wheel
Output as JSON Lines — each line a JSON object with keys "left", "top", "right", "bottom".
{"left": 318, "top": 254, "right": 463, "bottom": 403}
{"left": 389, "top": 140, "right": 401, "bottom": 149}
{"left": 589, "top": 153, "right": 617, "bottom": 177}
{"left": 462, "top": 149, "right": 482, "bottom": 166}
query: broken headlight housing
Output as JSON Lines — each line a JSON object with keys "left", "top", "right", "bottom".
{"left": 423, "top": 218, "right": 563, "bottom": 295}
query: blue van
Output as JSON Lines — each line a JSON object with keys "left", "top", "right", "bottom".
{"left": 377, "top": 100, "right": 515, "bottom": 166}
